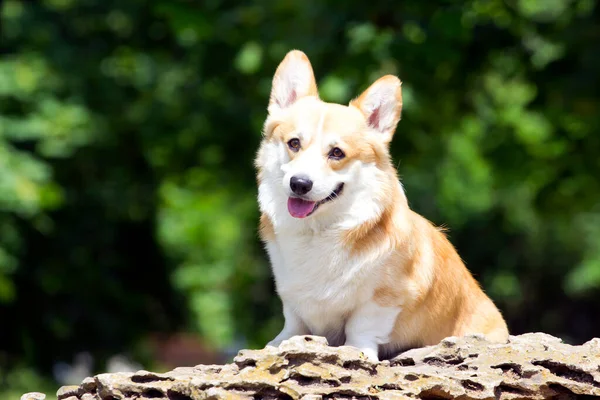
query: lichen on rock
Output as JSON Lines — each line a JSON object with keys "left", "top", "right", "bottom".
{"left": 22, "top": 333, "right": 600, "bottom": 399}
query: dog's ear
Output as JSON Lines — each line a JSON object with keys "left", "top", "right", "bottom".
{"left": 350, "top": 75, "right": 402, "bottom": 143}
{"left": 269, "top": 50, "right": 318, "bottom": 112}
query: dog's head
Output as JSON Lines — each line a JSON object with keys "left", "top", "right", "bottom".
{"left": 256, "top": 50, "right": 402, "bottom": 225}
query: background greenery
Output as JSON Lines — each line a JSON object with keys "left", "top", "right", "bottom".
{"left": 1, "top": 0, "right": 599, "bottom": 396}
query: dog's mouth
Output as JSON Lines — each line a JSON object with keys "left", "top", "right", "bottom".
{"left": 287, "top": 183, "right": 344, "bottom": 218}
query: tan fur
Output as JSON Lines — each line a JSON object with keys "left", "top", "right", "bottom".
{"left": 342, "top": 153, "right": 508, "bottom": 347}
{"left": 259, "top": 213, "right": 275, "bottom": 242}
{"left": 257, "top": 50, "right": 508, "bottom": 355}
{"left": 364, "top": 207, "right": 508, "bottom": 348}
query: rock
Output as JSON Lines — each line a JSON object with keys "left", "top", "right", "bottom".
{"left": 56, "top": 386, "right": 79, "bottom": 399}
{"left": 20, "top": 393, "right": 46, "bottom": 400}
{"left": 38, "top": 333, "right": 600, "bottom": 399}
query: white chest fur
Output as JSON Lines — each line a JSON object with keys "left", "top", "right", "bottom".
{"left": 266, "top": 229, "right": 381, "bottom": 341}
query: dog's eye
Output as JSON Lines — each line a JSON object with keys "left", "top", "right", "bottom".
{"left": 329, "top": 147, "right": 345, "bottom": 160}
{"left": 288, "top": 138, "right": 301, "bottom": 151}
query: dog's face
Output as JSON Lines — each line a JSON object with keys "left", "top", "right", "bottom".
{"left": 256, "top": 51, "right": 402, "bottom": 222}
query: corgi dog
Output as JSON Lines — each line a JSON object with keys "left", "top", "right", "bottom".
{"left": 255, "top": 50, "right": 508, "bottom": 361}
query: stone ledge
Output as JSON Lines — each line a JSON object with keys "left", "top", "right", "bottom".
{"left": 22, "top": 333, "right": 600, "bottom": 399}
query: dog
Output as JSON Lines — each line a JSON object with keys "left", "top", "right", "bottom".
{"left": 255, "top": 50, "right": 509, "bottom": 361}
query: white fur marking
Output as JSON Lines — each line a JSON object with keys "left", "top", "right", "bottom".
{"left": 267, "top": 300, "right": 309, "bottom": 346}
{"left": 344, "top": 301, "right": 402, "bottom": 362}
{"left": 316, "top": 108, "right": 326, "bottom": 137}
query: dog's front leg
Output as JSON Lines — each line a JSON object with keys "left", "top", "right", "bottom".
{"left": 344, "top": 301, "right": 401, "bottom": 362}
{"left": 267, "top": 302, "right": 309, "bottom": 347}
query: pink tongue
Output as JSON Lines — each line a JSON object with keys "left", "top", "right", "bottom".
{"left": 287, "top": 197, "right": 316, "bottom": 218}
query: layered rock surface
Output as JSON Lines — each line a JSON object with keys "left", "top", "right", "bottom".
{"left": 24, "top": 333, "right": 600, "bottom": 399}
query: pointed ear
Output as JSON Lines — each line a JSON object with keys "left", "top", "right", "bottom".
{"left": 350, "top": 75, "right": 402, "bottom": 143}
{"left": 269, "top": 50, "right": 318, "bottom": 112}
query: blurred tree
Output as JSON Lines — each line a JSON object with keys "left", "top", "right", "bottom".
{"left": 1, "top": 0, "right": 599, "bottom": 393}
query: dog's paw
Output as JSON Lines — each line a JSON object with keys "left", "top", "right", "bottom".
{"left": 360, "top": 347, "right": 380, "bottom": 363}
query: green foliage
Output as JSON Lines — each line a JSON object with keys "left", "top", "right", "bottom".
{"left": 0, "top": 366, "right": 55, "bottom": 400}
{"left": 1, "top": 0, "right": 599, "bottom": 393}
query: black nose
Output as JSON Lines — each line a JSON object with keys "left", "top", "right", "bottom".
{"left": 290, "top": 176, "right": 313, "bottom": 195}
